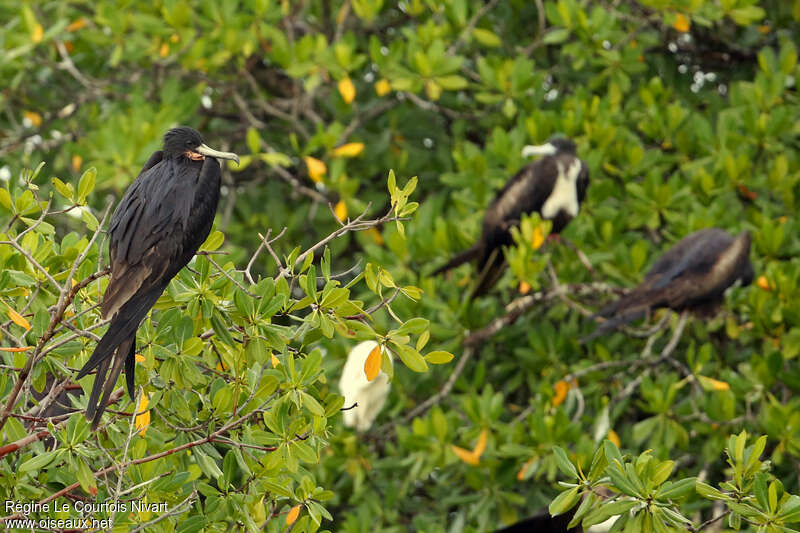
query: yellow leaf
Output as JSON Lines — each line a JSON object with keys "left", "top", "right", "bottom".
{"left": 159, "top": 43, "right": 169, "bottom": 58}
{"left": 271, "top": 353, "right": 280, "bottom": 368}
{"left": 519, "top": 281, "right": 531, "bottom": 295}
{"left": 553, "top": 380, "right": 570, "bottom": 407}
{"left": 304, "top": 156, "right": 326, "bottom": 183}
{"left": 135, "top": 354, "right": 146, "bottom": 363}
{"left": 332, "top": 142, "right": 365, "bottom": 158}
{"left": 170, "top": 33, "right": 180, "bottom": 43}
{"left": 67, "top": 18, "right": 87, "bottom": 32}
{"left": 757, "top": 276, "right": 770, "bottom": 291}
{"left": 364, "top": 344, "right": 381, "bottom": 382}
{"left": 451, "top": 445, "right": 480, "bottom": 466}
{"left": 286, "top": 504, "right": 301, "bottom": 525}
{"left": 366, "top": 227, "right": 384, "bottom": 245}
{"left": 425, "top": 80, "right": 442, "bottom": 101}
{"left": 7, "top": 308, "right": 31, "bottom": 330}
{"left": 710, "top": 379, "right": 730, "bottom": 391}
{"left": 334, "top": 200, "right": 348, "bottom": 222}
{"left": 32, "top": 23, "right": 43, "bottom": 43}
{"left": 473, "top": 428, "right": 488, "bottom": 457}
{"left": 673, "top": 13, "right": 690, "bottom": 33}
{"left": 608, "top": 429, "right": 621, "bottom": 447}
{"left": 698, "top": 375, "right": 731, "bottom": 391}
{"left": 135, "top": 394, "right": 150, "bottom": 437}
{"left": 0, "top": 346, "right": 32, "bottom": 352}
{"left": 531, "top": 226, "right": 545, "bottom": 250}
{"left": 517, "top": 458, "right": 534, "bottom": 481}
{"left": 375, "top": 78, "right": 391, "bottom": 96}
{"left": 338, "top": 77, "right": 356, "bottom": 104}
{"left": 24, "top": 111, "right": 43, "bottom": 127}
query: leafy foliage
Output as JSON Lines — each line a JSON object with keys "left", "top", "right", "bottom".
{"left": 0, "top": 0, "right": 799, "bottom": 531}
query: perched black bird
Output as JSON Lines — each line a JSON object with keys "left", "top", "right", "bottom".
{"left": 585, "top": 228, "right": 754, "bottom": 340}
{"left": 76, "top": 126, "right": 239, "bottom": 429}
{"left": 433, "top": 137, "right": 589, "bottom": 298}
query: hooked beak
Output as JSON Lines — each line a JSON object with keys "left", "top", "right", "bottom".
{"left": 521, "top": 143, "right": 557, "bottom": 158}
{"left": 196, "top": 144, "right": 240, "bottom": 165}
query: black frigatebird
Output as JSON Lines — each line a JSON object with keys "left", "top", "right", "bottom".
{"left": 585, "top": 228, "right": 754, "bottom": 340}
{"left": 76, "top": 126, "right": 239, "bottom": 429}
{"left": 433, "top": 137, "right": 589, "bottom": 298}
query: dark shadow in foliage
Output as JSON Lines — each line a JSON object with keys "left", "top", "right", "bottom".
{"left": 495, "top": 507, "right": 581, "bottom": 533}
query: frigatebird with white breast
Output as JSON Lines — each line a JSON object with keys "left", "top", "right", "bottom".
{"left": 76, "top": 126, "right": 239, "bottom": 430}
{"left": 433, "top": 137, "right": 589, "bottom": 298}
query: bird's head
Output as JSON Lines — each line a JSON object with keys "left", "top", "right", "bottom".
{"left": 521, "top": 136, "right": 577, "bottom": 158}
{"left": 163, "top": 126, "right": 240, "bottom": 165}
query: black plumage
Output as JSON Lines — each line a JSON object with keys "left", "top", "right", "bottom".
{"left": 75, "top": 126, "right": 239, "bottom": 429}
{"left": 586, "top": 228, "right": 754, "bottom": 340}
{"left": 434, "top": 137, "right": 589, "bottom": 298}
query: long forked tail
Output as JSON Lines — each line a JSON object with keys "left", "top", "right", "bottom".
{"left": 85, "top": 337, "right": 134, "bottom": 430}
{"left": 469, "top": 247, "right": 506, "bottom": 300}
{"left": 431, "top": 244, "right": 481, "bottom": 276}
{"left": 76, "top": 286, "right": 162, "bottom": 428}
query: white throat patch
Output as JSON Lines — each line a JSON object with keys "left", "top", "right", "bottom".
{"left": 541, "top": 159, "right": 581, "bottom": 219}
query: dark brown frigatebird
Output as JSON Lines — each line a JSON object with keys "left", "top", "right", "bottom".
{"left": 433, "top": 137, "right": 589, "bottom": 298}
{"left": 585, "top": 228, "right": 754, "bottom": 340}
{"left": 76, "top": 126, "right": 239, "bottom": 429}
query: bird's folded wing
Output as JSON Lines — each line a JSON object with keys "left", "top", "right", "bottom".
{"left": 102, "top": 163, "right": 191, "bottom": 318}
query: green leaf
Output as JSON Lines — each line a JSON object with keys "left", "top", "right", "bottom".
{"left": 396, "top": 317, "right": 429, "bottom": 335}
{"left": 695, "top": 481, "right": 729, "bottom": 501}
{"left": 435, "top": 75, "right": 468, "bottom": 90}
{"left": 471, "top": 28, "right": 501, "bottom": 47}
{"left": 549, "top": 486, "right": 580, "bottom": 516}
{"left": 19, "top": 450, "right": 59, "bottom": 474}
{"left": 201, "top": 230, "right": 225, "bottom": 251}
{"left": 77, "top": 167, "right": 96, "bottom": 203}
{"left": 0, "top": 188, "right": 12, "bottom": 210}
{"left": 729, "top": 5, "right": 765, "bottom": 25}
{"left": 652, "top": 460, "right": 675, "bottom": 486}
{"left": 211, "top": 311, "right": 235, "bottom": 347}
{"left": 246, "top": 127, "right": 261, "bottom": 154}
{"left": 300, "top": 391, "right": 325, "bottom": 417}
{"left": 390, "top": 342, "right": 428, "bottom": 372}
{"left": 76, "top": 458, "right": 97, "bottom": 494}
{"left": 543, "top": 28, "right": 570, "bottom": 44}
{"left": 425, "top": 350, "right": 454, "bottom": 364}
{"left": 81, "top": 208, "right": 98, "bottom": 231}
{"left": 583, "top": 500, "right": 637, "bottom": 528}
{"left": 51, "top": 178, "right": 74, "bottom": 201}
{"left": 552, "top": 446, "right": 579, "bottom": 479}
{"left": 658, "top": 477, "right": 697, "bottom": 500}
{"left": 260, "top": 152, "right": 292, "bottom": 167}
